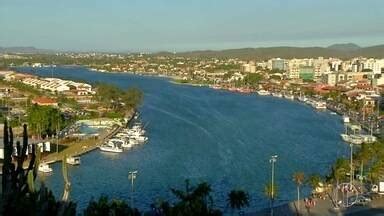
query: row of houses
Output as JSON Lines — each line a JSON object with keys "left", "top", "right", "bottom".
{"left": 2, "top": 71, "right": 95, "bottom": 95}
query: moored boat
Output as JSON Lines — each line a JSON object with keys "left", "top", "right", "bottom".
{"left": 99, "top": 145, "right": 123, "bottom": 153}
{"left": 340, "top": 134, "right": 363, "bottom": 145}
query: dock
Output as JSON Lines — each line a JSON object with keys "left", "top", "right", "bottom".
{"left": 42, "top": 110, "right": 136, "bottom": 164}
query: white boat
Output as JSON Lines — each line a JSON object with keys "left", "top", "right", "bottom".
{"left": 343, "top": 116, "right": 350, "bottom": 123}
{"left": 341, "top": 134, "right": 363, "bottom": 145}
{"left": 108, "top": 138, "right": 127, "bottom": 147}
{"left": 284, "top": 94, "right": 294, "bottom": 100}
{"left": 38, "top": 163, "right": 53, "bottom": 173}
{"left": 133, "top": 136, "right": 148, "bottom": 142}
{"left": 122, "top": 142, "right": 132, "bottom": 148}
{"left": 272, "top": 92, "right": 283, "bottom": 98}
{"left": 257, "top": 90, "right": 270, "bottom": 96}
{"left": 99, "top": 145, "right": 123, "bottom": 153}
{"left": 297, "top": 92, "right": 308, "bottom": 102}
{"left": 66, "top": 156, "right": 81, "bottom": 165}
{"left": 314, "top": 101, "right": 327, "bottom": 110}
{"left": 360, "top": 135, "right": 377, "bottom": 144}
{"left": 99, "top": 140, "right": 123, "bottom": 153}
{"left": 115, "top": 132, "right": 129, "bottom": 138}
{"left": 128, "top": 138, "right": 140, "bottom": 145}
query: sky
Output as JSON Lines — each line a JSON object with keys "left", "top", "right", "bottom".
{"left": 1, "top": 0, "right": 384, "bottom": 52}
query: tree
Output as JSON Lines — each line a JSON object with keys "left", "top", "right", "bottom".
{"left": 292, "top": 172, "right": 305, "bottom": 213}
{"left": 84, "top": 196, "right": 139, "bottom": 216}
{"left": 163, "top": 180, "right": 222, "bottom": 216}
{"left": 227, "top": 190, "right": 250, "bottom": 214}
{"left": 243, "top": 73, "right": 262, "bottom": 86}
{"left": 307, "top": 174, "right": 322, "bottom": 194}
{"left": 26, "top": 104, "right": 67, "bottom": 138}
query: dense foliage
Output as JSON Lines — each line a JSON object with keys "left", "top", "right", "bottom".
{"left": 94, "top": 83, "right": 143, "bottom": 113}
{"left": 26, "top": 104, "right": 68, "bottom": 138}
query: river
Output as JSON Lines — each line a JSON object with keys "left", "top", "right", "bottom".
{"left": 15, "top": 66, "right": 348, "bottom": 213}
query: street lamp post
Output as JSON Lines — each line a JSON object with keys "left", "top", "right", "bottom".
{"left": 269, "top": 155, "right": 278, "bottom": 216}
{"left": 128, "top": 170, "right": 138, "bottom": 208}
{"left": 350, "top": 144, "right": 353, "bottom": 185}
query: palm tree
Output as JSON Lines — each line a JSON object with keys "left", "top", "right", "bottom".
{"left": 307, "top": 174, "right": 322, "bottom": 195}
{"left": 292, "top": 172, "right": 305, "bottom": 213}
{"left": 227, "top": 190, "right": 250, "bottom": 215}
{"left": 330, "top": 158, "right": 349, "bottom": 205}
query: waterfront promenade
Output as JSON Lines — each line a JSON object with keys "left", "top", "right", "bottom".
{"left": 250, "top": 196, "right": 384, "bottom": 215}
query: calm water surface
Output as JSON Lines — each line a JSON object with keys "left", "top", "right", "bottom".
{"left": 16, "top": 67, "right": 348, "bottom": 212}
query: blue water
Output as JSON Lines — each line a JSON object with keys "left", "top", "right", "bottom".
{"left": 16, "top": 66, "right": 348, "bottom": 213}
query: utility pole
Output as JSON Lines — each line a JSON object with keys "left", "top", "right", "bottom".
{"left": 128, "top": 170, "right": 138, "bottom": 209}
{"left": 270, "top": 155, "right": 278, "bottom": 216}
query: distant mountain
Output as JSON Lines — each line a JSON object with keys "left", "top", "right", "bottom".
{"left": 0, "top": 46, "right": 54, "bottom": 54}
{"left": 156, "top": 44, "right": 384, "bottom": 60}
{"left": 327, "top": 43, "right": 361, "bottom": 51}
{"left": 2, "top": 44, "right": 384, "bottom": 59}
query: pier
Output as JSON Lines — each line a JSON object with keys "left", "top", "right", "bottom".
{"left": 42, "top": 110, "right": 136, "bottom": 164}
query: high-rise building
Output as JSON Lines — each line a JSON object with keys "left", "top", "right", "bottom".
{"left": 271, "top": 58, "right": 286, "bottom": 71}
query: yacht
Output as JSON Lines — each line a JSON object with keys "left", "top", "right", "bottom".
{"left": 66, "top": 156, "right": 81, "bottom": 165}
{"left": 340, "top": 134, "right": 363, "bottom": 145}
{"left": 99, "top": 141, "right": 123, "bottom": 153}
{"left": 127, "top": 138, "right": 139, "bottom": 145}
{"left": 108, "top": 138, "right": 127, "bottom": 147}
{"left": 38, "top": 163, "right": 53, "bottom": 173}
{"left": 257, "top": 90, "right": 270, "bottom": 96}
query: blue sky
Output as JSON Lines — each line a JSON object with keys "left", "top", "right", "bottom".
{"left": 1, "top": 0, "right": 384, "bottom": 52}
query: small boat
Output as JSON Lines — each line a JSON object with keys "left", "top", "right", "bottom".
{"left": 99, "top": 141, "right": 123, "bottom": 153}
{"left": 272, "top": 92, "right": 283, "bottom": 98}
{"left": 257, "top": 90, "right": 270, "bottom": 96}
{"left": 340, "top": 134, "right": 363, "bottom": 145}
{"left": 38, "top": 163, "right": 53, "bottom": 173}
{"left": 99, "top": 145, "right": 123, "bottom": 153}
{"left": 330, "top": 112, "right": 337, "bottom": 115}
{"left": 66, "top": 156, "right": 81, "bottom": 165}
{"left": 314, "top": 101, "right": 327, "bottom": 110}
